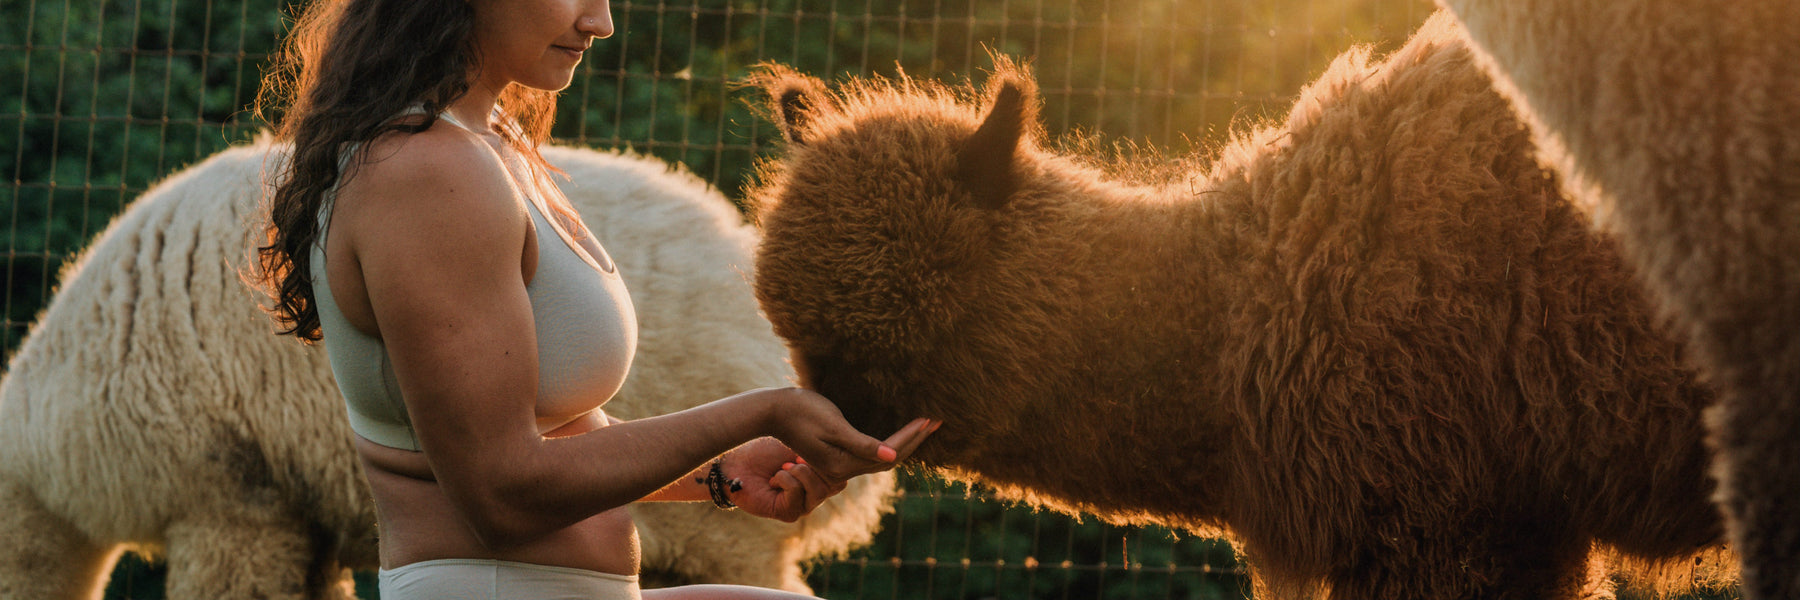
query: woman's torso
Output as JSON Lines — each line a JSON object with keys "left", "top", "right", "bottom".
{"left": 355, "top": 419, "right": 641, "bottom": 574}
{"left": 311, "top": 109, "right": 640, "bottom": 574}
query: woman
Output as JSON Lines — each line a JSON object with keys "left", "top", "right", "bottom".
{"left": 253, "top": 0, "right": 937, "bottom": 598}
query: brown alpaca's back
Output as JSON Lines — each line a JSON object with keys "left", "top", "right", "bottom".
{"left": 751, "top": 12, "right": 1725, "bottom": 599}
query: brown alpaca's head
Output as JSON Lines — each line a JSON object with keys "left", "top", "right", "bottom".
{"left": 748, "top": 60, "right": 1042, "bottom": 445}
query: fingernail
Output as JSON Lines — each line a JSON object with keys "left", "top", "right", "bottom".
{"left": 877, "top": 444, "right": 898, "bottom": 462}
{"left": 783, "top": 462, "right": 796, "bottom": 470}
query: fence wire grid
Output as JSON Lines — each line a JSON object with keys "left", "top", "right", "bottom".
{"left": 3, "top": 0, "right": 1474, "bottom": 599}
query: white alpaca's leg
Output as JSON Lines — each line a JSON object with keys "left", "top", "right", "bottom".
{"left": 0, "top": 480, "right": 118, "bottom": 599}
{"left": 162, "top": 508, "right": 353, "bottom": 600}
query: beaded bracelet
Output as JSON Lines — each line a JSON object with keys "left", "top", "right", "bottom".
{"left": 697, "top": 458, "right": 742, "bottom": 510}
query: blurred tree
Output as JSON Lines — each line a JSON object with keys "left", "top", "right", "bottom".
{"left": 2, "top": 0, "right": 278, "bottom": 348}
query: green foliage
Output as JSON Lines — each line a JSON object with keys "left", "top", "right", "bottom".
{"left": 2, "top": 0, "right": 276, "bottom": 350}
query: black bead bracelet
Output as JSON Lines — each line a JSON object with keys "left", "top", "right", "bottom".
{"left": 699, "top": 458, "right": 742, "bottom": 510}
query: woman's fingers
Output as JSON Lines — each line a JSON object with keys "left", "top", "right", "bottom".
{"left": 777, "top": 387, "right": 940, "bottom": 478}
{"left": 768, "top": 469, "right": 807, "bottom": 520}
{"left": 809, "top": 428, "right": 894, "bottom": 478}
{"left": 781, "top": 462, "right": 833, "bottom": 510}
{"left": 809, "top": 416, "right": 945, "bottom": 478}
{"left": 883, "top": 417, "right": 938, "bottom": 461}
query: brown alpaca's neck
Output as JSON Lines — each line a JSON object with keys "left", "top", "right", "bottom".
{"left": 916, "top": 159, "right": 1258, "bottom": 529}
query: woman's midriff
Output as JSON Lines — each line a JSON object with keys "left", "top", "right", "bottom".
{"left": 355, "top": 412, "right": 640, "bottom": 576}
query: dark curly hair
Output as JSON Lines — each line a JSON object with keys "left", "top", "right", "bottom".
{"left": 253, "top": 0, "right": 560, "bottom": 342}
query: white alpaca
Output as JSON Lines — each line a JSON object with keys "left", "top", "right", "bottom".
{"left": 0, "top": 138, "right": 894, "bottom": 599}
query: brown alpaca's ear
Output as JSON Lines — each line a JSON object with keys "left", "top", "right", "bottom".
{"left": 776, "top": 88, "right": 821, "bottom": 145}
{"left": 957, "top": 75, "right": 1038, "bottom": 210}
{"left": 752, "top": 66, "right": 833, "bottom": 146}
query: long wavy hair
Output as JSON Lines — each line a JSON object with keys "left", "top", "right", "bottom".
{"left": 254, "top": 0, "right": 560, "bottom": 342}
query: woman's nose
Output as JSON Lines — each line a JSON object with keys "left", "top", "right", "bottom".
{"left": 579, "top": 2, "right": 615, "bottom": 39}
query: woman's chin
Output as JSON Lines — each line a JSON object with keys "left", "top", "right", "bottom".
{"left": 519, "top": 71, "right": 578, "bottom": 93}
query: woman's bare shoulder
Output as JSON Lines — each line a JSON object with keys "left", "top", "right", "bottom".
{"left": 335, "top": 119, "right": 528, "bottom": 241}
{"left": 353, "top": 121, "right": 510, "bottom": 198}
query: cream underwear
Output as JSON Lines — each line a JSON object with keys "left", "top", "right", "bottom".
{"left": 378, "top": 558, "right": 642, "bottom": 600}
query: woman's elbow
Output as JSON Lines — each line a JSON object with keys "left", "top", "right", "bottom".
{"left": 449, "top": 475, "right": 566, "bottom": 550}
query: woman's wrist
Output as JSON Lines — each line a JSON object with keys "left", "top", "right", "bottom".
{"left": 731, "top": 386, "right": 792, "bottom": 441}
{"left": 636, "top": 459, "right": 713, "bottom": 503}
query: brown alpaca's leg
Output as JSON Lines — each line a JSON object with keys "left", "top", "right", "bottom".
{"left": 1711, "top": 358, "right": 1800, "bottom": 599}
{"left": 1327, "top": 525, "right": 1594, "bottom": 600}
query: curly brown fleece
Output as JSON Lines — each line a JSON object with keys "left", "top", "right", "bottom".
{"left": 749, "top": 12, "right": 1726, "bottom": 600}
{"left": 1438, "top": 2, "right": 1800, "bottom": 598}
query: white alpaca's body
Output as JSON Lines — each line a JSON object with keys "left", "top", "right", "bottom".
{"left": 0, "top": 139, "right": 893, "bottom": 599}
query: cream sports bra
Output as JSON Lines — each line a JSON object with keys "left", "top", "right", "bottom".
{"left": 310, "top": 109, "right": 638, "bottom": 451}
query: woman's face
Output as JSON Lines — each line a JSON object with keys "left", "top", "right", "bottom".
{"left": 469, "top": 0, "right": 613, "bottom": 92}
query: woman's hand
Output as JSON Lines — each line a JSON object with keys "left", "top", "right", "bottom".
{"left": 720, "top": 437, "right": 845, "bottom": 522}
{"left": 725, "top": 415, "right": 939, "bottom": 521}
{"left": 756, "top": 388, "right": 939, "bottom": 480}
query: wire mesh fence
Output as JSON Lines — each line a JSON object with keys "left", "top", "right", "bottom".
{"left": 803, "top": 473, "right": 1250, "bottom": 600}
{"left": 3, "top": 0, "right": 1441, "bottom": 353}
{"left": 18, "top": 0, "right": 1691, "bottom": 598}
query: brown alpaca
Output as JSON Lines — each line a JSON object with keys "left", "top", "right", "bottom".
{"left": 1436, "top": 2, "right": 1800, "bottom": 597}
{"left": 749, "top": 12, "right": 1727, "bottom": 600}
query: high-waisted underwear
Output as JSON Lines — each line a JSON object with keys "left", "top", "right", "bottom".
{"left": 378, "top": 558, "right": 642, "bottom": 600}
